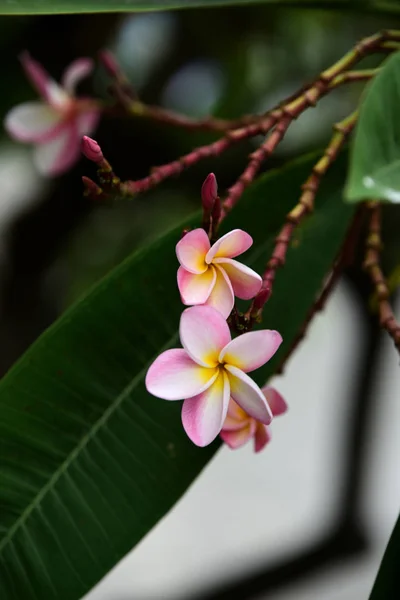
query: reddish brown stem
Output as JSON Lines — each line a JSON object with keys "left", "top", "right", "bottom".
{"left": 363, "top": 203, "right": 400, "bottom": 353}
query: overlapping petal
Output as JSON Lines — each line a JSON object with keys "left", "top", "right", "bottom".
{"left": 179, "top": 305, "right": 231, "bottom": 367}
{"left": 62, "top": 58, "right": 94, "bottom": 95}
{"left": 254, "top": 424, "right": 271, "bottom": 452}
{"left": 182, "top": 370, "right": 230, "bottom": 446}
{"left": 220, "top": 330, "right": 282, "bottom": 373}
{"left": 33, "top": 124, "right": 80, "bottom": 176}
{"left": 4, "top": 103, "right": 61, "bottom": 143}
{"left": 20, "top": 52, "right": 69, "bottom": 108}
{"left": 263, "top": 386, "right": 288, "bottom": 416}
{"left": 220, "top": 421, "right": 257, "bottom": 449}
{"left": 214, "top": 258, "right": 262, "bottom": 300}
{"left": 206, "top": 229, "right": 253, "bottom": 263}
{"left": 177, "top": 266, "right": 216, "bottom": 305}
{"left": 225, "top": 365, "right": 272, "bottom": 424}
{"left": 204, "top": 265, "right": 234, "bottom": 318}
{"left": 176, "top": 229, "right": 210, "bottom": 274}
{"left": 145, "top": 349, "right": 218, "bottom": 401}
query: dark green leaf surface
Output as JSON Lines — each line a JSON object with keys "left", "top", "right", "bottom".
{"left": 345, "top": 52, "right": 400, "bottom": 204}
{"left": 369, "top": 513, "right": 400, "bottom": 599}
{"left": 0, "top": 0, "right": 398, "bottom": 15}
{"left": 0, "top": 152, "right": 354, "bottom": 600}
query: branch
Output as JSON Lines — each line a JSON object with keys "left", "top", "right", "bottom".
{"left": 363, "top": 202, "right": 400, "bottom": 353}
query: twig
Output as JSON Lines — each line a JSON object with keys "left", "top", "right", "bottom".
{"left": 253, "top": 111, "right": 357, "bottom": 312}
{"left": 363, "top": 202, "right": 400, "bottom": 353}
{"left": 275, "top": 207, "right": 365, "bottom": 375}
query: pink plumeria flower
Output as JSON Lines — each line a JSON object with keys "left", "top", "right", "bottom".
{"left": 220, "top": 387, "right": 288, "bottom": 452}
{"left": 4, "top": 52, "right": 100, "bottom": 176}
{"left": 146, "top": 305, "right": 282, "bottom": 447}
{"left": 176, "top": 228, "right": 262, "bottom": 318}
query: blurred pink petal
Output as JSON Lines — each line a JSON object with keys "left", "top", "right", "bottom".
{"left": 225, "top": 365, "right": 272, "bottom": 424}
{"left": 204, "top": 265, "right": 234, "bottom": 318}
{"left": 145, "top": 349, "right": 218, "bottom": 401}
{"left": 62, "top": 58, "right": 94, "bottom": 95}
{"left": 33, "top": 123, "right": 80, "bottom": 176}
{"left": 176, "top": 228, "right": 210, "bottom": 274}
{"left": 220, "top": 330, "right": 283, "bottom": 373}
{"left": 20, "top": 52, "right": 68, "bottom": 107}
{"left": 214, "top": 258, "right": 262, "bottom": 300}
{"left": 177, "top": 265, "right": 216, "bottom": 305}
{"left": 182, "top": 371, "right": 230, "bottom": 446}
{"left": 254, "top": 424, "right": 272, "bottom": 452}
{"left": 4, "top": 103, "right": 61, "bottom": 143}
{"left": 180, "top": 305, "right": 231, "bottom": 367}
{"left": 77, "top": 109, "right": 101, "bottom": 137}
{"left": 206, "top": 229, "right": 253, "bottom": 263}
{"left": 262, "top": 386, "right": 288, "bottom": 416}
{"left": 221, "top": 421, "right": 257, "bottom": 449}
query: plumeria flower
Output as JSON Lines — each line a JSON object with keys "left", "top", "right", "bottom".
{"left": 4, "top": 52, "right": 100, "bottom": 176}
{"left": 220, "top": 387, "right": 288, "bottom": 452}
{"left": 146, "top": 305, "right": 282, "bottom": 447}
{"left": 176, "top": 228, "right": 262, "bottom": 318}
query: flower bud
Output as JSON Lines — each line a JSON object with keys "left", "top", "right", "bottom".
{"left": 253, "top": 285, "right": 271, "bottom": 310}
{"left": 98, "top": 50, "right": 121, "bottom": 80}
{"left": 201, "top": 173, "right": 218, "bottom": 213}
{"left": 81, "top": 136, "right": 104, "bottom": 164}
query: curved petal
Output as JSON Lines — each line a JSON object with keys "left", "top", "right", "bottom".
{"left": 214, "top": 258, "right": 262, "bottom": 300}
{"left": 225, "top": 365, "right": 272, "bottom": 424}
{"left": 179, "top": 305, "right": 231, "bottom": 367}
{"left": 182, "top": 371, "right": 230, "bottom": 447}
{"left": 262, "top": 386, "right": 288, "bottom": 417}
{"left": 254, "top": 424, "right": 271, "bottom": 453}
{"left": 33, "top": 123, "right": 80, "bottom": 176}
{"left": 204, "top": 265, "right": 234, "bottom": 319}
{"left": 77, "top": 108, "right": 100, "bottom": 137}
{"left": 177, "top": 266, "right": 216, "bottom": 306}
{"left": 4, "top": 103, "right": 61, "bottom": 143}
{"left": 62, "top": 58, "right": 94, "bottom": 95}
{"left": 206, "top": 229, "right": 253, "bottom": 263}
{"left": 176, "top": 229, "right": 210, "bottom": 274}
{"left": 220, "top": 330, "right": 283, "bottom": 373}
{"left": 221, "top": 421, "right": 256, "bottom": 449}
{"left": 146, "top": 348, "right": 218, "bottom": 401}
{"left": 227, "top": 398, "right": 248, "bottom": 421}
{"left": 20, "top": 52, "right": 69, "bottom": 108}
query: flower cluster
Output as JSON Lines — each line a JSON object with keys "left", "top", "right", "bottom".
{"left": 4, "top": 53, "right": 100, "bottom": 176}
{"left": 146, "top": 175, "right": 287, "bottom": 449}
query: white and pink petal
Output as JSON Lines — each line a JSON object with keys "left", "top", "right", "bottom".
{"left": 62, "top": 58, "right": 94, "bottom": 95}
{"left": 204, "top": 265, "right": 234, "bottom": 319}
{"left": 179, "top": 305, "right": 231, "bottom": 367}
{"left": 145, "top": 348, "right": 218, "bottom": 401}
{"left": 220, "top": 330, "right": 283, "bottom": 373}
{"left": 182, "top": 370, "right": 230, "bottom": 447}
{"left": 225, "top": 365, "right": 272, "bottom": 424}
{"left": 177, "top": 266, "right": 216, "bottom": 306}
{"left": 176, "top": 228, "right": 210, "bottom": 274}
{"left": 214, "top": 258, "right": 262, "bottom": 300}
{"left": 206, "top": 229, "right": 253, "bottom": 263}
{"left": 4, "top": 102, "right": 61, "bottom": 143}
{"left": 33, "top": 122, "right": 80, "bottom": 176}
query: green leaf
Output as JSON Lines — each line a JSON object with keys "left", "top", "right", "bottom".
{"left": 345, "top": 51, "right": 400, "bottom": 204}
{"left": 0, "top": 0, "right": 398, "bottom": 15}
{"left": 369, "top": 513, "right": 400, "bottom": 599}
{"left": 0, "top": 152, "right": 354, "bottom": 600}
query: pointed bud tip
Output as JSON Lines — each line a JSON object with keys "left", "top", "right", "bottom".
{"left": 81, "top": 136, "right": 103, "bottom": 163}
{"left": 201, "top": 173, "right": 218, "bottom": 212}
{"left": 253, "top": 285, "right": 271, "bottom": 310}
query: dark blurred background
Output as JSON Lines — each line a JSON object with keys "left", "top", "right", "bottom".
{"left": 0, "top": 5, "right": 399, "bottom": 600}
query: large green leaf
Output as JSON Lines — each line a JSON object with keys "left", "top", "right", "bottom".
{"left": 345, "top": 52, "right": 400, "bottom": 204}
{"left": 369, "top": 513, "right": 400, "bottom": 599}
{"left": 0, "top": 0, "right": 398, "bottom": 15}
{"left": 0, "top": 152, "right": 354, "bottom": 600}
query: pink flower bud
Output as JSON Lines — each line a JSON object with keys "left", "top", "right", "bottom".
{"left": 81, "top": 136, "right": 103, "bottom": 164}
{"left": 201, "top": 173, "right": 218, "bottom": 213}
{"left": 253, "top": 285, "right": 271, "bottom": 310}
{"left": 82, "top": 176, "right": 103, "bottom": 198}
